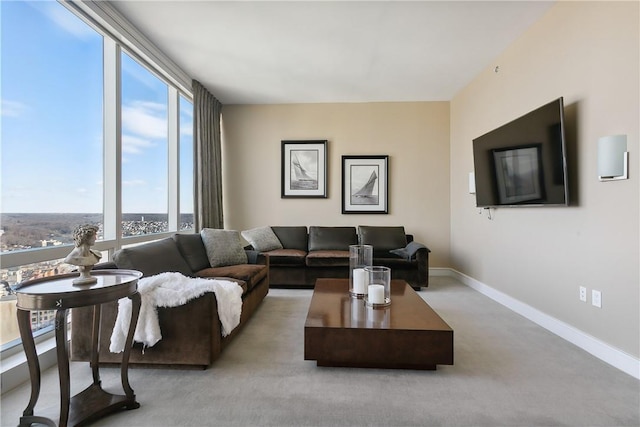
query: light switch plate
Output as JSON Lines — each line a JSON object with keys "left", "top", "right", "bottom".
{"left": 592, "top": 290, "right": 602, "bottom": 308}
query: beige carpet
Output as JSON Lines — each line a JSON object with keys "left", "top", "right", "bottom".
{"left": 1, "top": 276, "right": 639, "bottom": 426}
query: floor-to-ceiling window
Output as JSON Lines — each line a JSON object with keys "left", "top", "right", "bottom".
{"left": 0, "top": 0, "right": 193, "bottom": 353}
{"left": 121, "top": 52, "right": 169, "bottom": 236}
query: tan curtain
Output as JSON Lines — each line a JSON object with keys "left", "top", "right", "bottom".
{"left": 193, "top": 80, "right": 223, "bottom": 231}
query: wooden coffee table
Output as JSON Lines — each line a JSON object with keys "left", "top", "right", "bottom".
{"left": 304, "top": 278, "right": 453, "bottom": 370}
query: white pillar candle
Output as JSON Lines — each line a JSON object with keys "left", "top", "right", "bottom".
{"left": 353, "top": 268, "right": 367, "bottom": 293}
{"left": 368, "top": 284, "right": 385, "bottom": 304}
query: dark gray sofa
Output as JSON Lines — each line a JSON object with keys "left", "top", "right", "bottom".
{"left": 70, "top": 233, "right": 269, "bottom": 369}
{"left": 250, "top": 225, "right": 430, "bottom": 290}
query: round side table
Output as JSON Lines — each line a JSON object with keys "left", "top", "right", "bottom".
{"left": 15, "top": 269, "right": 142, "bottom": 427}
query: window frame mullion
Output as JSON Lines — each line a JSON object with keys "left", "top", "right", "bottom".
{"left": 102, "top": 38, "right": 122, "bottom": 254}
{"left": 168, "top": 86, "right": 179, "bottom": 232}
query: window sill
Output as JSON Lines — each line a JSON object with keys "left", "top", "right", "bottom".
{"left": 1, "top": 337, "right": 57, "bottom": 394}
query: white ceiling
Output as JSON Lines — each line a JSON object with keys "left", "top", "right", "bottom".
{"left": 109, "top": 1, "right": 554, "bottom": 105}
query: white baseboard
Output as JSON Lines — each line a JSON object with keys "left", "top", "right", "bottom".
{"left": 430, "top": 268, "right": 640, "bottom": 380}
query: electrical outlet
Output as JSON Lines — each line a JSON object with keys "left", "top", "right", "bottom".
{"left": 579, "top": 286, "right": 587, "bottom": 302}
{"left": 592, "top": 290, "right": 602, "bottom": 308}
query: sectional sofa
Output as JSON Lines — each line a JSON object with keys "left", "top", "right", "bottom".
{"left": 70, "top": 232, "right": 269, "bottom": 369}
{"left": 242, "top": 225, "right": 430, "bottom": 290}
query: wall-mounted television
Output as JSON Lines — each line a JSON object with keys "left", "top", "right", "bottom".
{"left": 472, "top": 97, "right": 569, "bottom": 208}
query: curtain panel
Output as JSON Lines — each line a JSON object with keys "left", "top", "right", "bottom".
{"left": 193, "top": 80, "right": 223, "bottom": 231}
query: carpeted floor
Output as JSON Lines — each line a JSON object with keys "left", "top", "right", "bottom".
{"left": 1, "top": 276, "right": 639, "bottom": 426}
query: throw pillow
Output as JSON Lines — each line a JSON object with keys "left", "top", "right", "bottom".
{"left": 241, "top": 226, "right": 283, "bottom": 252}
{"left": 390, "top": 241, "right": 427, "bottom": 261}
{"left": 200, "top": 228, "right": 248, "bottom": 267}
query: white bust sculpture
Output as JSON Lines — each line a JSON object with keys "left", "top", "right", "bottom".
{"left": 65, "top": 224, "right": 102, "bottom": 285}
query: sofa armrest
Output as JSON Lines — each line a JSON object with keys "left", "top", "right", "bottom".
{"left": 415, "top": 246, "right": 430, "bottom": 287}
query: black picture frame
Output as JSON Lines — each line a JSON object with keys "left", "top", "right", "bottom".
{"left": 341, "top": 155, "right": 389, "bottom": 214}
{"left": 281, "top": 140, "right": 327, "bottom": 198}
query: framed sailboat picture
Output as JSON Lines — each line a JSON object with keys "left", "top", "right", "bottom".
{"left": 341, "top": 155, "right": 389, "bottom": 214}
{"left": 281, "top": 140, "right": 327, "bottom": 198}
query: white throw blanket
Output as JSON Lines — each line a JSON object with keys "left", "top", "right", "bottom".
{"left": 109, "top": 272, "right": 243, "bottom": 353}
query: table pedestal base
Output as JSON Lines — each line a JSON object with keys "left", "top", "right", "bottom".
{"left": 19, "top": 383, "right": 139, "bottom": 427}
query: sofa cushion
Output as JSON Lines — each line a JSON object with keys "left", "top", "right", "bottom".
{"left": 173, "top": 233, "right": 210, "bottom": 272}
{"left": 271, "top": 226, "right": 308, "bottom": 251}
{"left": 308, "top": 226, "right": 357, "bottom": 251}
{"left": 201, "top": 228, "right": 248, "bottom": 267}
{"left": 306, "top": 250, "right": 350, "bottom": 267}
{"left": 241, "top": 226, "right": 283, "bottom": 252}
{"left": 196, "top": 264, "right": 267, "bottom": 293}
{"left": 358, "top": 226, "right": 408, "bottom": 257}
{"left": 113, "top": 238, "right": 193, "bottom": 278}
{"left": 263, "top": 248, "right": 307, "bottom": 266}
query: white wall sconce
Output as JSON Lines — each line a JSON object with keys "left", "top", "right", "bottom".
{"left": 598, "top": 135, "right": 628, "bottom": 181}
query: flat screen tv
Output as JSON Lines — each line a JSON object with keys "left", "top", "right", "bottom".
{"left": 472, "top": 97, "right": 569, "bottom": 207}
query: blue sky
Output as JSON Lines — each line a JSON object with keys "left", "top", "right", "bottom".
{"left": 1, "top": 0, "right": 193, "bottom": 214}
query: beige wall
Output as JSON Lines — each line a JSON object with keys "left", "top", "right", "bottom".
{"left": 221, "top": 102, "right": 451, "bottom": 267}
{"left": 450, "top": 2, "right": 639, "bottom": 357}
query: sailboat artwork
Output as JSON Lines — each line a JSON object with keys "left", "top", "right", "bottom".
{"left": 290, "top": 151, "right": 318, "bottom": 190}
{"left": 342, "top": 155, "right": 387, "bottom": 213}
{"left": 282, "top": 141, "right": 327, "bottom": 198}
{"left": 350, "top": 167, "right": 379, "bottom": 205}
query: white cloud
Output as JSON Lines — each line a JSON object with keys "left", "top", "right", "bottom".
{"left": 180, "top": 104, "right": 193, "bottom": 137}
{"left": 1, "top": 99, "right": 28, "bottom": 117}
{"left": 123, "top": 179, "right": 147, "bottom": 187}
{"left": 122, "top": 58, "right": 162, "bottom": 91}
{"left": 75, "top": 187, "right": 96, "bottom": 199}
{"left": 122, "top": 134, "right": 155, "bottom": 155}
{"left": 122, "top": 102, "right": 167, "bottom": 140}
{"left": 181, "top": 107, "right": 193, "bottom": 119}
{"left": 180, "top": 126, "right": 193, "bottom": 138}
{"left": 44, "top": 2, "right": 96, "bottom": 40}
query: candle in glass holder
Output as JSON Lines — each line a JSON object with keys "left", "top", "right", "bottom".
{"left": 368, "top": 284, "right": 385, "bottom": 304}
{"left": 352, "top": 268, "right": 367, "bottom": 294}
{"left": 364, "top": 266, "right": 391, "bottom": 307}
{"left": 349, "top": 244, "right": 373, "bottom": 297}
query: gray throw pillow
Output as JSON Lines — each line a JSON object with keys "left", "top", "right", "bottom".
{"left": 241, "top": 226, "right": 283, "bottom": 252}
{"left": 200, "top": 228, "right": 248, "bottom": 267}
{"left": 390, "top": 241, "right": 427, "bottom": 261}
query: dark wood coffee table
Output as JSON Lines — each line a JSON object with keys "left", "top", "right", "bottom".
{"left": 305, "top": 278, "right": 453, "bottom": 370}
